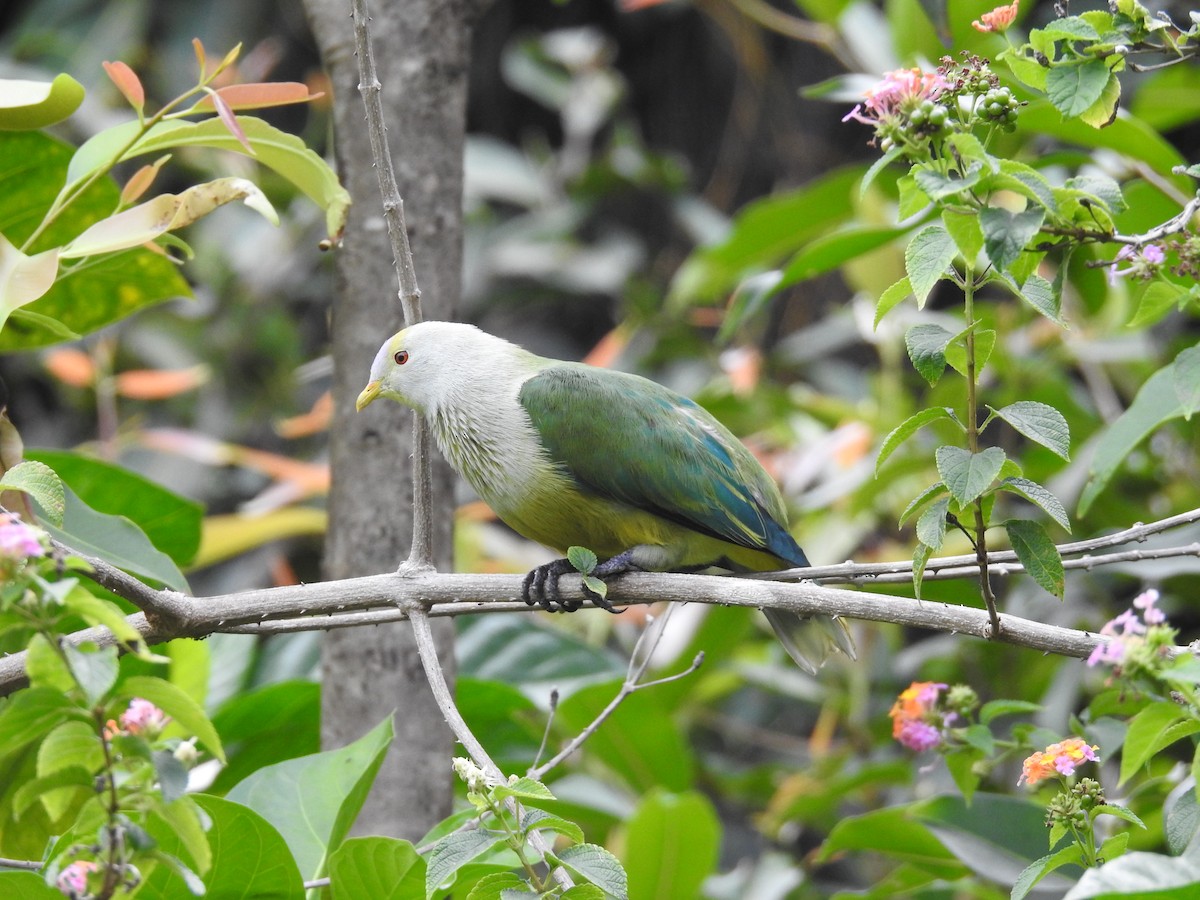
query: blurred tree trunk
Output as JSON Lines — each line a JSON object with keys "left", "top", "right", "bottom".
{"left": 303, "top": 0, "right": 470, "bottom": 839}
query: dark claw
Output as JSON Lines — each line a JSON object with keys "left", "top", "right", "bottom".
{"left": 521, "top": 554, "right": 632, "bottom": 614}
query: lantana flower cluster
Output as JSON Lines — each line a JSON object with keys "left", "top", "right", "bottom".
{"left": 1020, "top": 737, "right": 1100, "bottom": 786}
{"left": 888, "top": 680, "right": 963, "bottom": 751}
{"left": 843, "top": 54, "right": 1023, "bottom": 160}
{"left": 1087, "top": 588, "right": 1175, "bottom": 675}
{"left": 0, "top": 511, "right": 47, "bottom": 567}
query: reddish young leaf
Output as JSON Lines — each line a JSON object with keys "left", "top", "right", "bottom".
{"left": 42, "top": 348, "right": 96, "bottom": 388}
{"left": 196, "top": 82, "right": 323, "bottom": 112}
{"left": 102, "top": 60, "right": 144, "bottom": 112}
{"left": 203, "top": 87, "right": 253, "bottom": 154}
{"left": 120, "top": 155, "right": 170, "bottom": 206}
{"left": 115, "top": 365, "right": 210, "bottom": 400}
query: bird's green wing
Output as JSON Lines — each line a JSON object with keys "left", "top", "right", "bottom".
{"left": 518, "top": 363, "right": 807, "bottom": 566}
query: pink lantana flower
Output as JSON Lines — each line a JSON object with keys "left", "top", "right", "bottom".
{"left": 0, "top": 512, "right": 46, "bottom": 559}
{"left": 1020, "top": 738, "right": 1099, "bottom": 785}
{"left": 843, "top": 68, "right": 948, "bottom": 127}
{"left": 973, "top": 0, "right": 1020, "bottom": 33}
{"left": 889, "top": 681, "right": 956, "bottom": 751}
{"left": 1108, "top": 243, "right": 1166, "bottom": 285}
{"left": 56, "top": 860, "right": 98, "bottom": 898}
{"left": 119, "top": 698, "right": 169, "bottom": 736}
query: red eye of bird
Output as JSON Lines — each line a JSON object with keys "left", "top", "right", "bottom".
{"left": 394, "top": 350, "right": 409, "bottom": 365}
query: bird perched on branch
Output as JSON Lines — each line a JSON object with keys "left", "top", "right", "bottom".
{"left": 356, "top": 321, "right": 855, "bottom": 674}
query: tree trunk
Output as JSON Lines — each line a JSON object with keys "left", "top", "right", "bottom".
{"left": 303, "top": 0, "right": 469, "bottom": 839}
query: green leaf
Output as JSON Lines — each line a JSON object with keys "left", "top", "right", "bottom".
{"left": 1166, "top": 787, "right": 1200, "bottom": 856}
{"left": 859, "top": 145, "right": 903, "bottom": 199}
{"left": 716, "top": 270, "right": 782, "bottom": 344}
{"left": 905, "top": 324, "right": 955, "bottom": 386}
{"left": 1079, "top": 364, "right": 1185, "bottom": 516}
{"left": 556, "top": 679, "right": 694, "bottom": 793}
{"left": 521, "top": 807, "right": 585, "bottom": 844}
{"left": 1120, "top": 702, "right": 1197, "bottom": 786}
{"left": 1079, "top": 71, "right": 1121, "bottom": 129}
{"left": 999, "top": 478, "right": 1071, "bottom": 532}
{"left": 62, "top": 642, "right": 118, "bottom": 707}
{"left": 582, "top": 575, "right": 608, "bottom": 599}
{"left": 557, "top": 843, "right": 629, "bottom": 900}
{"left": 1064, "top": 174, "right": 1127, "bottom": 215}
{"left": 0, "top": 235, "right": 58, "bottom": 337}
{"left": 0, "top": 73, "right": 85, "bottom": 130}
{"left": 208, "top": 680, "right": 319, "bottom": 794}
{"left": 0, "top": 688, "right": 83, "bottom": 759}
{"left": 915, "top": 166, "right": 982, "bottom": 201}
{"left": 1063, "top": 846, "right": 1200, "bottom": 897}
{"left": 877, "top": 407, "right": 959, "bottom": 473}
{"left": 427, "top": 831, "right": 506, "bottom": 898}
{"left": 0, "top": 460, "right": 64, "bottom": 525}
{"left": 492, "top": 776, "right": 555, "bottom": 804}
{"left": 25, "top": 632, "right": 73, "bottom": 693}
{"left": 994, "top": 160, "right": 1058, "bottom": 213}
{"left": 936, "top": 446, "right": 1006, "bottom": 506}
{"left": 11, "top": 766, "right": 92, "bottom": 820}
{"left": 781, "top": 224, "right": 914, "bottom": 286}
{"left": 912, "top": 542, "right": 934, "bottom": 601}
{"left": 941, "top": 210, "right": 984, "bottom": 264}
{"left": 119, "top": 675, "right": 225, "bottom": 763}
{"left": 979, "top": 699, "right": 1041, "bottom": 725}
{"left": 328, "top": 837, "right": 425, "bottom": 900}
{"left": 944, "top": 328, "right": 996, "bottom": 382}
{"left": 874, "top": 276, "right": 913, "bottom": 328}
{"left": 226, "top": 714, "right": 392, "bottom": 880}
{"left": 979, "top": 207, "right": 1046, "bottom": 273}
{"left": 1007, "top": 273, "right": 1065, "bottom": 326}
{"left": 905, "top": 225, "right": 958, "bottom": 309}
{"left": 1012, "top": 843, "right": 1086, "bottom": 900}
{"left": 38, "top": 720, "right": 104, "bottom": 777}
{"left": 28, "top": 450, "right": 203, "bottom": 566}
{"left": 1046, "top": 60, "right": 1113, "bottom": 119}
{"left": 38, "top": 487, "right": 189, "bottom": 592}
{"left": 1005, "top": 519, "right": 1064, "bottom": 599}
{"left": 567, "top": 546, "right": 597, "bottom": 574}
{"left": 1092, "top": 804, "right": 1147, "bottom": 830}
{"left": 156, "top": 796, "right": 212, "bottom": 877}
{"left": 139, "top": 794, "right": 305, "bottom": 899}
{"left": 0, "top": 131, "right": 190, "bottom": 350}
{"left": 60, "top": 582, "right": 145, "bottom": 645}
{"left": 464, "top": 872, "right": 529, "bottom": 900}
{"left": 1128, "top": 280, "right": 1188, "bottom": 329}
{"left": 915, "top": 496, "right": 950, "bottom": 551}
{"left": 817, "top": 805, "right": 964, "bottom": 877}
{"left": 990, "top": 401, "right": 1071, "bottom": 460}
{"left": 899, "top": 483, "right": 948, "bottom": 528}
{"left": 1173, "top": 345, "right": 1200, "bottom": 420}
{"left": 621, "top": 790, "right": 717, "bottom": 900}
{"left": 69, "top": 117, "right": 349, "bottom": 241}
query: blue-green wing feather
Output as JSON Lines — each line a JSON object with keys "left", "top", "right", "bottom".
{"left": 519, "top": 364, "right": 808, "bottom": 567}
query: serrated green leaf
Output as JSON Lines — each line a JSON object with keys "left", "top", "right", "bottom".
{"left": 0, "top": 460, "right": 64, "bottom": 526}
{"left": 1046, "top": 59, "right": 1112, "bottom": 118}
{"left": 999, "top": 477, "right": 1071, "bottom": 532}
{"left": 914, "top": 166, "right": 981, "bottom": 201}
{"left": 1079, "top": 72, "right": 1121, "bottom": 129}
{"left": 61, "top": 583, "right": 144, "bottom": 645}
{"left": 1006, "top": 272, "right": 1065, "bottom": 325}
{"left": 567, "top": 546, "right": 597, "bottom": 574}
{"left": 557, "top": 843, "right": 628, "bottom": 900}
{"left": 905, "top": 324, "right": 955, "bottom": 386}
{"left": 877, "top": 407, "right": 958, "bottom": 473}
{"left": 980, "top": 207, "right": 1046, "bottom": 272}
{"left": 915, "top": 496, "right": 950, "bottom": 551}
{"left": 1091, "top": 804, "right": 1147, "bottom": 830}
{"left": 936, "top": 446, "right": 1006, "bottom": 506}
{"left": 427, "top": 831, "right": 507, "bottom": 897}
{"left": 991, "top": 401, "right": 1071, "bottom": 460}
{"left": 521, "top": 808, "right": 585, "bottom": 844}
{"left": 119, "top": 675, "right": 225, "bottom": 763}
{"left": 941, "top": 210, "right": 984, "bottom": 264}
{"left": 995, "top": 160, "right": 1058, "bottom": 212}
{"left": 859, "top": 145, "right": 903, "bottom": 200}
{"left": 899, "top": 483, "right": 948, "bottom": 528}
{"left": 1005, "top": 519, "right": 1064, "bottom": 599}
{"left": 904, "top": 225, "right": 957, "bottom": 309}
{"left": 874, "top": 276, "right": 912, "bottom": 328}
{"left": 1063, "top": 174, "right": 1127, "bottom": 215}
{"left": 328, "top": 837, "right": 424, "bottom": 900}
{"left": 1173, "top": 344, "right": 1200, "bottom": 420}
{"left": 62, "top": 642, "right": 118, "bottom": 707}
{"left": 944, "top": 328, "right": 996, "bottom": 382}
{"left": 582, "top": 575, "right": 608, "bottom": 599}
{"left": 1012, "top": 843, "right": 1086, "bottom": 900}
{"left": 946, "top": 132, "right": 990, "bottom": 167}
{"left": 492, "top": 776, "right": 555, "bottom": 804}
{"left": 465, "top": 872, "right": 529, "bottom": 900}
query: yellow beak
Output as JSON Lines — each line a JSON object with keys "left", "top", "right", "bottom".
{"left": 355, "top": 380, "right": 382, "bottom": 411}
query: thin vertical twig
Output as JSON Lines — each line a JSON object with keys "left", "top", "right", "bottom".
{"left": 349, "top": 0, "right": 434, "bottom": 570}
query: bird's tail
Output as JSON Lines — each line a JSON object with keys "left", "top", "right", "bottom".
{"left": 763, "top": 608, "right": 857, "bottom": 675}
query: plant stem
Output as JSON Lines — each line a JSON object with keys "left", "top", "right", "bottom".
{"left": 963, "top": 264, "right": 1001, "bottom": 637}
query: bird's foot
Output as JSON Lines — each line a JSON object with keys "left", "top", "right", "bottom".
{"left": 521, "top": 551, "right": 638, "bottom": 614}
